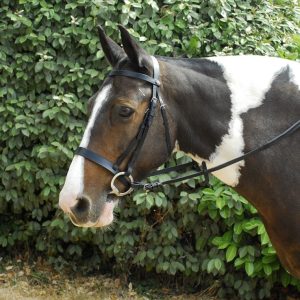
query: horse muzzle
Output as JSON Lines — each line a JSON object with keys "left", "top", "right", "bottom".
{"left": 59, "top": 191, "right": 118, "bottom": 228}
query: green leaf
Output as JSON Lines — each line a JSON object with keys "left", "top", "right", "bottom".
{"left": 260, "top": 232, "right": 270, "bottom": 245}
{"left": 207, "top": 259, "right": 214, "bottom": 273}
{"left": 79, "top": 39, "right": 90, "bottom": 44}
{"left": 239, "top": 246, "right": 248, "bottom": 258}
{"left": 171, "top": 227, "right": 178, "bottom": 238}
{"left": 214, "top": 258, "right": 222, "bottom": 271}
{"left": 146, "top": 194, "right": 154, "bottom": 207}
{"left": 35, "top": 62, "right": 43, "bottom": 73}
{"left": 147, "top": 250, "right": 155, "bottom": 260}
{"left": 163, "top": 246, "right": 170, "bottom": 257}
{"left": 85, "top": 69, "right": 99, "bottom": 77}
{"left": 155, "top": 195, "right": 163, "bottom": 207}
{"left": 263, "top": 264, "right": 273, "bottom": 276}
{"left": 245, "top": 262, "right": 254, "bottom": 276}
{"left": 188, "top": 193, "right": 200, "bottom": 200}
{"left": 50, "top": 219, "right": 65, "bottom": 230}
{"left": 216, "top": 197, "right": 226, "bottom": 209}
{"left": 226, "top": 245, "right": 237, "bottom": 262}
{"left": 281, "top": 272, "right": 291, "bottom": 287}
{"left": 162, "top": 262, "right": 169, "bottom": 271}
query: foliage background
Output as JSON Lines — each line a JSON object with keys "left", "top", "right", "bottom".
{"left": 0, "top": 0, "right": 299, "bottom": 299}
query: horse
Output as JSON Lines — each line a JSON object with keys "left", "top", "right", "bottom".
{"left": 59, "top": 25, "right": 300, "bottom": 278}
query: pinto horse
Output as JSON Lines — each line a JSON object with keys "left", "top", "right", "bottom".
{"left": 59, "top": 26, "right": 300, "bottom": 277}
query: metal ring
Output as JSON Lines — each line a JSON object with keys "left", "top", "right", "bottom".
{"left": 110, "top": 172, "right": 134, "bottom": 197}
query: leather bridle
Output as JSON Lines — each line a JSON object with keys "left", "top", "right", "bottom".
{"left": 76, "top": 56, "right": 172, "bottom": 196}
{"left": 75, "top": 56, "right": 300, "bottom": 197}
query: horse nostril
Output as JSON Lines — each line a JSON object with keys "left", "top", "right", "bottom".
{"left": 71, "top": 196, "right": 90, "bottom": 221}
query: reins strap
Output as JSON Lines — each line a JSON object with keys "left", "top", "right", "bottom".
{"left": 133, "top": 119, "right": 300, "bottom": 191}
{"left": 207, "top": 119, "right": 300, "bottom": 174}
{"left": 149, "top": 161, "right": 196, "bottom": 176}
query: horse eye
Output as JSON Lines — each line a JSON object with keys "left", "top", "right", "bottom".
{"left": 119, "top": 106, "right": 134, "bottom": 118}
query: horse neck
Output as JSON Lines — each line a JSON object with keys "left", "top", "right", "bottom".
{"left": 160, "top": 58, "right": 232, "bottom": 160}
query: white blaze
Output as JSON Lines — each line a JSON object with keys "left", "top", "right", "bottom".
{"left": 59, "top": 84, "right": 112, "bottom": 212}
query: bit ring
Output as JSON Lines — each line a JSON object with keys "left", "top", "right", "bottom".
{"left": 110, "top": 172, "right": 134, "bottom": 196}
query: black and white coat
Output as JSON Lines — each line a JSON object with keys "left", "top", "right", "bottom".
{"left": 59, "top": 26, "right": 300, "bottom": 277}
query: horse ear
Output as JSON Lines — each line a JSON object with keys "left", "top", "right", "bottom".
{"left": 118, "top": 25, "right": 152, "bottom": 71}
{"left": 98, "top": 26, "right": 125, "bottom": 67}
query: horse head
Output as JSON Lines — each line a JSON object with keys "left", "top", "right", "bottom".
{"left": 59, "top": 26, "right": 175, "bottom": 227}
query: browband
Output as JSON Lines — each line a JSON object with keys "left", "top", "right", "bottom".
{"left": 109, "top": 70, "right": 161, "bottom": 86}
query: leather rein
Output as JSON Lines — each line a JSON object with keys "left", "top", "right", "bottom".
{"left": 76, "top": 56, "right": 300, "bottom": 196}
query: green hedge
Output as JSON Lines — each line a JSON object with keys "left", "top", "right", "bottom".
{"left": 0, "top": 0, "right": 299, "bottom": 299}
